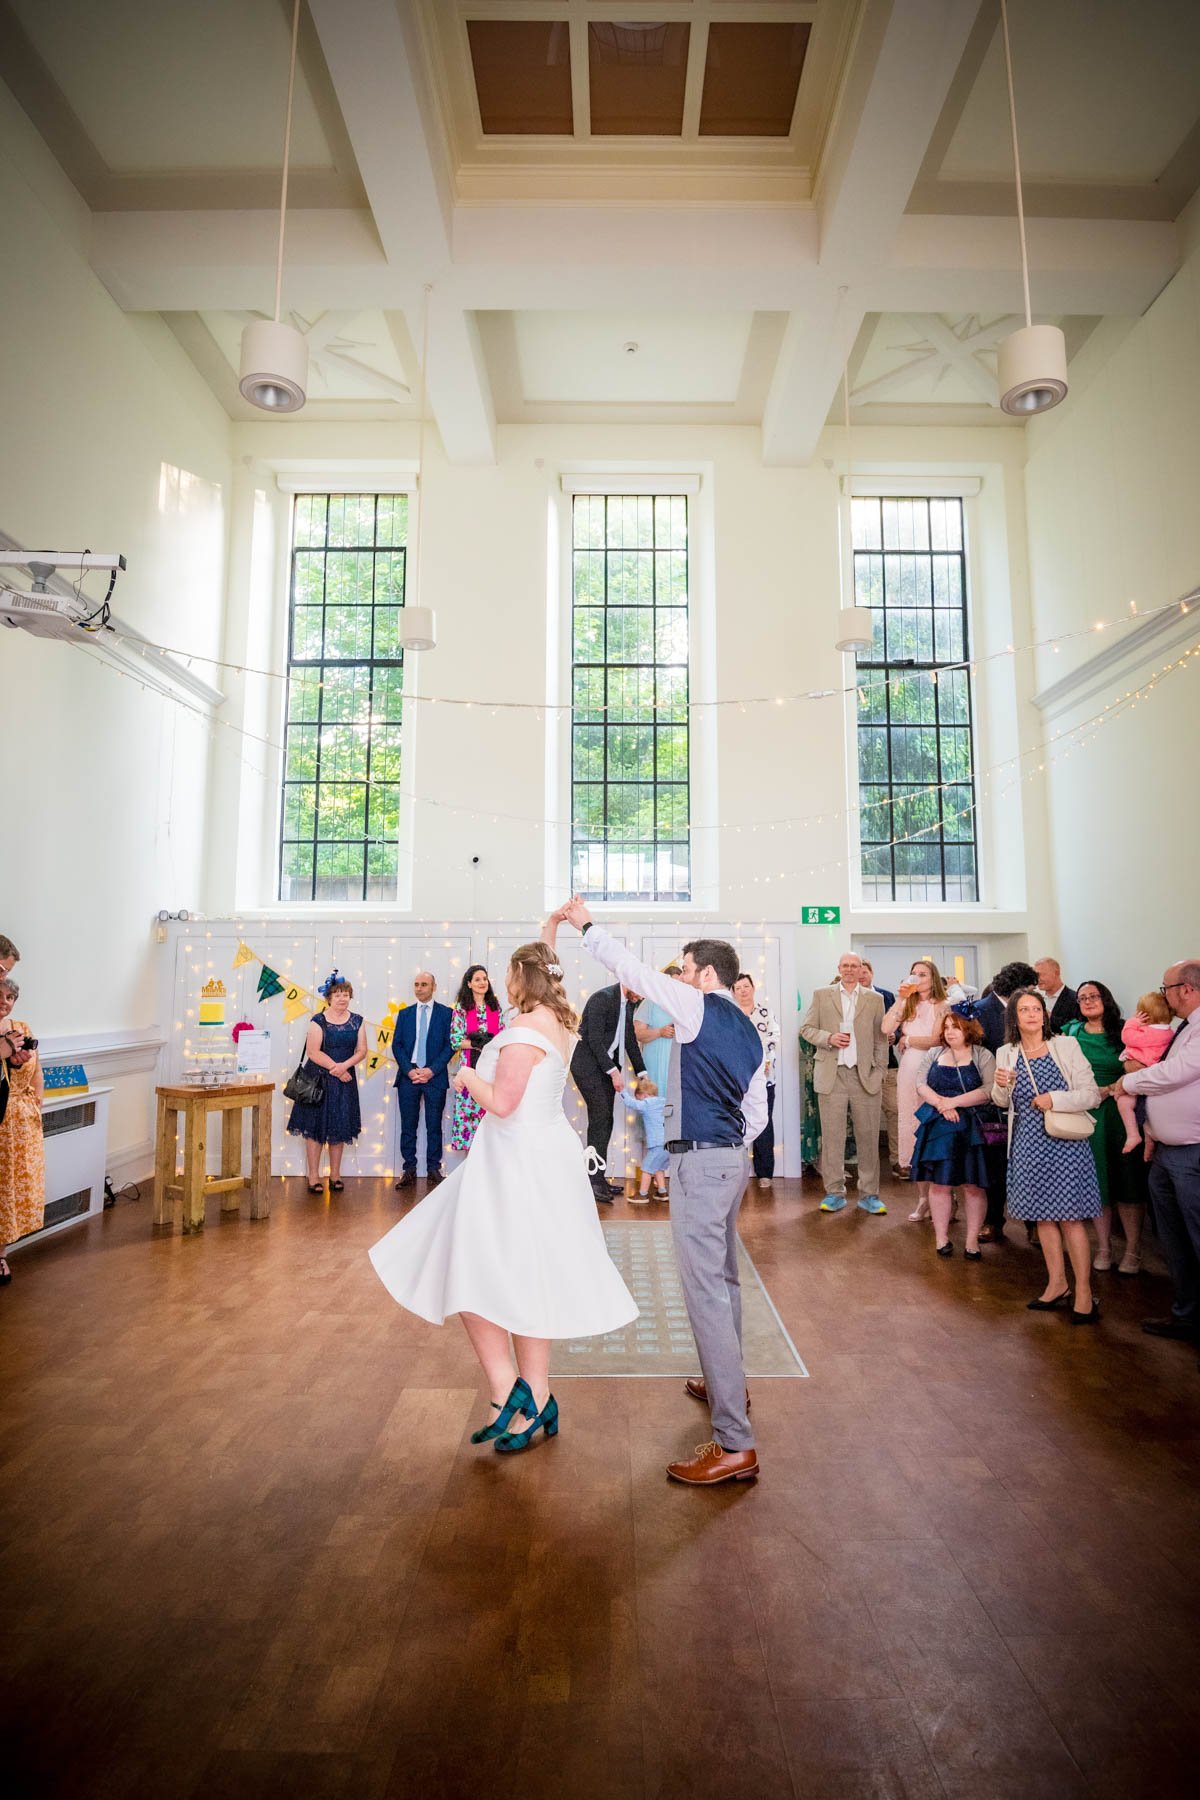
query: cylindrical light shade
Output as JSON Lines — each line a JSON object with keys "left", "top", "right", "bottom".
{"left": 398, "top": 606, "right": 436, "bottom": 652}
{"left": 834, "top": 606, "right": 872, "bottom": 653}
{"left": 238, "top": 319, "right": 308, "bottom": 412}
{"left": 997, "top": 323, "right": 1067, "bottom": 416}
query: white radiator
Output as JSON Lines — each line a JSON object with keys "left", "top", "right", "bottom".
{"left": 18, "top": 1084, "right": 113, "bottom": 1244}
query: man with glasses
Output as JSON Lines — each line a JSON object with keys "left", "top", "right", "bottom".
{"left": 1115, "top": 961, "right": 1200, "bottom": 1345}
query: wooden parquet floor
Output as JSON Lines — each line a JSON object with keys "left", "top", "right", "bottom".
{"left": 3, "top": 1174, "right": 1200, "bottom": 1800}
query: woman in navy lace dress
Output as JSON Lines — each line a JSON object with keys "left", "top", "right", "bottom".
{"left": 287, "top": 977, "right": 368, "bottom": 1192}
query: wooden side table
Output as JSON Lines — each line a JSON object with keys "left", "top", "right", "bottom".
{"left": 153, "top": 1082, "right": 275, "bottom": 1235}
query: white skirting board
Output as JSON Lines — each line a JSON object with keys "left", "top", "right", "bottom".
{"left": 107, "top": 1137, "right": 155, "bottom": 1187}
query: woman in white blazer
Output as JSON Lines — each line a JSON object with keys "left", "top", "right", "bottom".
{"left": 992, "top": 989, "right": 1103, "bottom": 1322}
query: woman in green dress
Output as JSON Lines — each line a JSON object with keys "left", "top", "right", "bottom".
{"left": 1062, "top": 980, "right": 1146, "bottom": 1275}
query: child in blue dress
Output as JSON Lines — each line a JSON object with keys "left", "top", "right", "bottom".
{"left": 621, "top": 1073, "right": 669, "bottom": 1203}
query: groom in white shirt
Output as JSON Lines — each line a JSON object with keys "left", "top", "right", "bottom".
{"left": 560, "top": 898, "right": 767, "bottom": 1488}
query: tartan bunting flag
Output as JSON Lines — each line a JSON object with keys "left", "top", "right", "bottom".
{"left": 256, "top": 964, "right": 284, "bottom": 1002}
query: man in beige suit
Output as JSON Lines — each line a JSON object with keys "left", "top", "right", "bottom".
{"left": 800, "top": 951, "right": 889, "bottom": 1214}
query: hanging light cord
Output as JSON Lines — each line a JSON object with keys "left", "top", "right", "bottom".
{"left": 837, "top": 286, "right": 854, "bottom": 619}
{"left": 999, "top": 0, "right": 1032, "bottom": 331}
{"left": 413, "top": 286, "right": 432, "bottom": 609}
{"left": 274, "top": 0, "right": 301, "bottom": 325}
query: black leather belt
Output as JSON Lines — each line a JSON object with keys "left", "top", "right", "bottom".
{"left": 666, "top": 1139, "right": 742, "bottom": 1154}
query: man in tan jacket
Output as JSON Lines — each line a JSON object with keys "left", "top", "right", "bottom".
{"left": 800, "top": 952, "right": 889, "bottom": 1213}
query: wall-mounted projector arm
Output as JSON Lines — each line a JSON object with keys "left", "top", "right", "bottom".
{"left": 0, "top": 551, "right": 127, "bottom": 573}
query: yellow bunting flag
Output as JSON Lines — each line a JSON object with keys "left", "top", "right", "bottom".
{"left": 363, "top": 1048, "right": 388, "bottom": 1080}
{"left": 232, "top": 941, "right": 256, "bottom": 969}
{"left": 281, "top": 985, "right": 312, "bottom": 1025}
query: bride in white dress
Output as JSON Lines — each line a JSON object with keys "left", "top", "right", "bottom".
{"left": 369, "top": 931, "right": 638, "bottom": 1453}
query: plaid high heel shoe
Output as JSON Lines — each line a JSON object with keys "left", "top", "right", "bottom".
{"left": 495, "top": 1393, "right": 559, "bottom": 1454}
{"left": 470, "top": 1377, "right": 535, "bottom": 1444}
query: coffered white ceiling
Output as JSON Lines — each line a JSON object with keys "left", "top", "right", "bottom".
{"left": 1, "top": 0, "right": 1197, "bottom": 461}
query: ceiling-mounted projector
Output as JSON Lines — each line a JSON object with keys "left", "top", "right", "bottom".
{"left": 0, "top": 550, "right": 126, "bottom": 639}
{"left": 1, "top": 586, "right": 92, "bottom": 638}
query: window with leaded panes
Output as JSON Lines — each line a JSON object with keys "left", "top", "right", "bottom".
{"left": 853, "top": 496, "right": 978, "bottom": 903}
{"left": 279, "top": 493, "right": 406, "bottom": 902}
{"left": 571, "top": 494, "right": 690, "bottom": 902}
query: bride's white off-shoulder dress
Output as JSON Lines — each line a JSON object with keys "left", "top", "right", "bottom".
{"left": 369, "top": 1025, "right": 639, "bottom": 1339}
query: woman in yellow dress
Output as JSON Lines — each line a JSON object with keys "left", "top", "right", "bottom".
{"left": 0, "top": 975, "right": 45, "bottom": 1283}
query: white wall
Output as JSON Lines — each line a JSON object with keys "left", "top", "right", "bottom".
{"left": 214, "top": 417, "right": 1048, "bottom": 1021}
{"left": 1022, "top": 204, "right": 1200, "bottom": 1009}
{"left": 0, "top": 86, "right": 232, "bottom": 1165}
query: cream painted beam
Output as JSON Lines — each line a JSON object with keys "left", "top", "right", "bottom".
{"left": 418, "top": 293, "right": 497, "bottom": 467}
{"left": 89, "top": 203, "right": 1179, "bottom": 326}
{"left": 308, "top": 0, "right": 495, "bottom": 463}
{"left": 877, "top": 215, "right": 1181, "bottom": 317}
{"left": 89, "top": 209, "right": 393, "bottom": 313}
{"left": 308, "top": 0, "right": 451, "bottom": 271}
{"left": 816, "top": 0, "right": 986, "bottom": 271}
{"left": 762, "top": 0, "right": 986, "bottom": 467}
{"left": 761, "top": 292, "right": 856, "bottom": 469}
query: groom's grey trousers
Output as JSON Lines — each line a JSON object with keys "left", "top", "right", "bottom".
{"left": 669, "top": 1144, "right": 754, "bottom": 1452}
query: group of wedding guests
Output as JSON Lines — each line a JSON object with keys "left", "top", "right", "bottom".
{"left": 802, "top": 948, "right": 1200, "bottom": 1333}
{"left": 286, "top": 963, "right": 507, "bottom": 1191}
{"left": 0, "top": 933, "right": 45, "bottom": 1286}
{"left": 283, "top": 935, "right": 1200, "bottom": 1344}
{"left": 288, "top": 955, "right": 778, "bottom": 1209}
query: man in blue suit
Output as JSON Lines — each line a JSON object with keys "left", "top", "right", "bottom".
{"left": 394, "top": 972, "right": 454, "bottom": 1191}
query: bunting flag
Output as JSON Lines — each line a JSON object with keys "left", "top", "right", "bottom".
{"left": 374, "top": 1005, "right": 399, "bottom": 1058}
{"left": 281, "top": 985, "right": 311, "bottom": 1025}
{"left": 256, "top": 964, "right": 285, "bottom": 1002}
{"left": 229, "top": 940, "right": 398, "bottom": 1072}
{"left": 364, "top": 1002, "right": 400, "bottom": 1078}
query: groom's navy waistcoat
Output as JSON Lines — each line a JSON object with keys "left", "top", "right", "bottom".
{"left": 677, "top": 995, "right": 763, "bottom": 1142}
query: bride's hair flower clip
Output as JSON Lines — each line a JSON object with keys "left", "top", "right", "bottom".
{"left": 545, "top": 962, "right": 564, "bottom": 979}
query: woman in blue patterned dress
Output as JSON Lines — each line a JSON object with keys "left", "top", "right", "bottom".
{"left": 993, "top": 989, "right": 1102, "bottom": 1322}
{"left": 286, "top": 978, "right": 368, "bottom": 1192}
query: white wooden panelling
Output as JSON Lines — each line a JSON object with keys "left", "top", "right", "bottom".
{"left": 161, "top": 918, "right": 801, "bottom": 1175}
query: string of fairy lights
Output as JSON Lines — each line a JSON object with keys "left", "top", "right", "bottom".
{"left": 75, "top": 618, "right": 1199, "bottom": 899}
{"left": 105, "top": 589, "right": 1190, "bottom": 715}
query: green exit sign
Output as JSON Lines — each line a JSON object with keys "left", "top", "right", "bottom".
{"left": 802, "top": 905, "right": 841, "bottom": 925}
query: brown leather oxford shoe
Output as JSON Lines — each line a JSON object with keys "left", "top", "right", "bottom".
{"left": 394, "top": 1170, "right": 416, "bottom": 1190}
{"left": 684, "top": 1378, "right": 751, "bottom": 1409}
{"left": 667, "top": 1439, "right": 759, "bottom": 1485}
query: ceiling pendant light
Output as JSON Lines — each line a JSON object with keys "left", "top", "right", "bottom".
{"left": 835, "top": 317, "right": 871, "bottom": 654}
{"left": 995, "top": 0, "right": 1067, "bottom": 417}
{"left": 239, "top": 0, "right": 307, "bottom": 412}
{"left": 399, "top": 287, "right": 436, "bottom": 653}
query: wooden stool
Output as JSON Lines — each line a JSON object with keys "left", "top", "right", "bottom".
{"left": 153, "top": 1083, "right": 275, "bottom": 1235}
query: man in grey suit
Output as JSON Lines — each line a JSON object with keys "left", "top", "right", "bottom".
{"left": 800, "top": 952, "right": 889, "bottom": 1214}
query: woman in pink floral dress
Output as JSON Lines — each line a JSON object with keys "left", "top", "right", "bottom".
{"left": 449, "top": 965, "right": 503, "bottom": 1152}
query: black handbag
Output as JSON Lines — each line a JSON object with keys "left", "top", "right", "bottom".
{"left": 283, "top": 1015, "right": 325, "bottom": 1106}
{"left": 284, "top": 1060, "right": 325, "bottom": 1107}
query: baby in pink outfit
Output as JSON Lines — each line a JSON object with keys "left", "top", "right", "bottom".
{"left": 1117, "top": 992, "right": 1173, "bottom": 1152}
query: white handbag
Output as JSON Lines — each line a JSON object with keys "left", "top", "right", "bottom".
{"left": 1019, "top": 1047, "right": 1095, "bottom": 1141}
